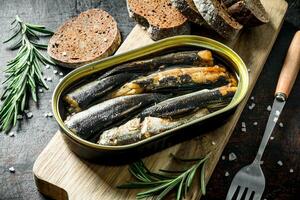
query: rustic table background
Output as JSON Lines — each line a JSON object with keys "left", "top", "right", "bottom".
{"left": 0, "top": 0, "right": 299, "bottom": 199}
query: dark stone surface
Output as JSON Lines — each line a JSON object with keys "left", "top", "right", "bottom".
{"left": 0, "top": 0, "right": 299, "bottom": 199}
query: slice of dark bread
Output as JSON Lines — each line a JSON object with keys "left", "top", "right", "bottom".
{"left": 48, "top": 9, "right": 121, "bottom": 68}
{"left": 193, "top": 0, "right": 243, "bottom": 39}
{"left": 127, "top": 0, "right": 191, "bottom": 41}
{"left": 171, "top": 0, "right": 205, "bottom": 25}
{"left": 222, "top": 0, "right": 239, "bottom": 7}
{"left": 227, "top": 0, "right": 269, "bottom": 27}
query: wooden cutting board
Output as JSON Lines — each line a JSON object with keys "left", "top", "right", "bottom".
{"left": 33, "top": 1, "right": 287, "bottom": 199}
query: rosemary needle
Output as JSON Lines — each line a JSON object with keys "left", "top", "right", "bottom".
{"left": 118, "top": 152, "right": 211, "bottom": 200}
{"left": 0, "top": 15, "right": 54, "bottom": 132}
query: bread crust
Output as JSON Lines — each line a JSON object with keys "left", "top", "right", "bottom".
{"left": 193, "top": 0, "right": 243, "bottom": 40}
{"left": 171, "top": 0, "right": 205, "bottom": 25}
{"left": 127, "top": 0, "right": 191, "bottom": 41}
{"left": 227, "top": 0, "right": 269, "bottom": 27}
{"left": 47, "top": 9, "right": 121, "bottom": 68}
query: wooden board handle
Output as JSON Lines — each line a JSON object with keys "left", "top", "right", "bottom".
{"left": 275, "top": 31, "right": 300, "bottom": 98}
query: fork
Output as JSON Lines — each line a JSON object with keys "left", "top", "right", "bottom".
{"left": 226, "top": 31, "right": 300, "bottom": 200}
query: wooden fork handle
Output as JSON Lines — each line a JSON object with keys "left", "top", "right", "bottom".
{"left": 275, "top": 31, "right": 300, "bottom": 99}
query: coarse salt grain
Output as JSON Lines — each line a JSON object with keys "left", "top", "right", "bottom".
{"left": 45, "top": 65, "right": 50, "bottom": 69}
{"left": 275, "top": 110, "right": 280, "bottom": 116}
{"left": 248, "top": 103, "right": 255, "bottom": 110}
{"left": 104, "top": 38, "right": 108, "bottom": 42}
{"left": 253, "top": 122, "right": 258, "bottom": 126}
{"left": 47, "top": 112, "right": 53, "bottom": 117}
{"left": 241, "top": 127, "right": 247, "bottom": 132}
{"left": 270, "top": 136, "right": 274, "bottom": 140}
{"left": 267, "top": 105, "right": 272, "bottom": 111}
{"left": 221, "top": 155, "right": 226, "bottom": 160}
{"left": 9, "top": 132, "right": 15, "bottom": 137}
{"left": 242, "top": 122, "right": 246, "bottom": 128}
{"left": 17, "top": 115, "right": 23, "bottom": 120}
{"left": 9, "top": 167, "right": 15, "bottom": 173}
{"left": 279, "top": 122, "right": 284, "bottom": 127}
{"left": 47, "top": 77, "right": 52, "bottom": 82}
{"left": 247, "top": 68, "right": 251, "bottom": 72}
{"left": 225, "top": 171, "right": 230, "bottom": 177}
{"left": 273, "top": 117, "right": 278, "bottom": 123}
{"left": 250, "top": 96, "right": 255, "bottom": 100}
{"left": 277, "top": 160, "right": 283, "bottom": 166}
{"left": 38, "top": 89, "right": 43, "bottom": 93}
{"left": 212, "top": 141, "right": 216, "bottom": 145}
{"left": 62, "top": 52, "right": 67, "bottom": 56}
{"left": 26, "top": 112, "right": 33, "bottom": 118}
{"left": 229, "top": 153, "right": 237, "bottom": 161}
{"left": 53, "top": 70, "right": 58, "bottom": 74}
{"left": 24, "top": 110, "right": 29, "bottom": 113}
{"left": 289, "top": 169, "right": 294, "bottom": 173}
{"left": 59, "top": 72, "right": 64, "bottom": 76}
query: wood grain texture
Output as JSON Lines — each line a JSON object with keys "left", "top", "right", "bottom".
{"left": 275, "top": 31, "right": 300, "bottom": 97}
{"left": 32, "top": 0, "right": 288, "bottom": 199}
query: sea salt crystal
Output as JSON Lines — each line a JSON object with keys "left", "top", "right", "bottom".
{"left": 270, "top": 136, "right": 274, "bottom": 140}
{"left": 62, "top": 52, "right": 67, "bottom": 56}
{"left": 277, "top": 160, "right": 283, "bottom": 166}
{"left": 141, "top": 26, "right": 146, "bottom": 30}
{"left": 38, "top": 88, "right": 43, "bottom": 93}
{"left": 247, "top": 68, "right": 251, "bottom": 72}
{"left": 26, "top": 112, "right": 33, "bottom": 118}
{"left": 225, "top": 171, "right": 230, "bottom": 177}
{"left": 275, "top": 110, "right": 280, "bottom": 116}
{"left": 253, "top": 122, "right": 258, "bottom": 126}
{"left": 103, "top": 38, "right": 108, "bottom": 42}
{"left": 53, "top": 70, "right": 58, "bottom": 74}
{"left": 59, "top": 72, "right": 64, "bottom": 76}
{"left": 242, "top": 122, "right": 246, "bottom": 128}
{"left": 267, "top": 105, "right": 272, "bottom": 111}
{"left": 221, "top": 155, "right": 226, "bottom": 160}
{"left": 47, "top": 112, "right": 53, "bottom": 117}
{"left": 9, "top": 132, "right": 15, "bottom": 137}
{"left": 273, "top": 117, "right": 278, "bottom": 123}
{"left": 9, "top": 167, "right": 15, "bottom": 173}
{"left": 212, "top": 141, "right": 216, "bottom": 145}
{"left": 44, "top": 113, "right": 49, "bottom": 117}
{"left": 47, "top": 77, "right": 52, "bottom": 82}
{"left": 250, "top": 96, "right": 255, "bottom": 100}
{"left": 229, "top": 153, "right": 237, "bottom": 161}
{"left": 241, "top": 127, "right": 247, "bottom": 132}
{"left": 248, "top": 103, "right": 255, "bottom": 110}
{"left": 17, "top": 115, "right": 23, "bottom": 120}
{"left": 45, "top": 65, "right": 50, "bottom": 69}
{"left": 289, "top": 169, "right": 294, "bottom": 173}
{"left": 279, "top": 122, "right": 284, "bottom": 128}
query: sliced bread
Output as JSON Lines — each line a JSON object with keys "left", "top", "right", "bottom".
{"left": 127, "top": 0, "right": 191, "bottom": 41}
{"left": 222, "top": 0, "right": 239, "bottom": 7}
{"left": 48, "top": 9, "right": 121, "bottom": 68}
{"left": 227, "top": 0, "right": 269, "bottom": 26}
{"left": 171, "top": 0, "right": 205, "bottom": 25}
{"left": 193, "top": 0, "right": 243, "bottom": 39}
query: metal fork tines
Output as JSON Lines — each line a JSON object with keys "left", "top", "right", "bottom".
{"left": 226, "top": 160, "right": 265, "bottom": 200}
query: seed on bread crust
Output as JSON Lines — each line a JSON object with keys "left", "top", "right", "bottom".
{"left": 48, "top": 9, "right": 121, "bottom": 68}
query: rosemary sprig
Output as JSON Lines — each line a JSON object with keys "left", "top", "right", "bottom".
{"left": 118, "top": 152, "right": 211, "bottom": 200}
{"left": 0, "top": 15, "right": 54, "bottom": 132}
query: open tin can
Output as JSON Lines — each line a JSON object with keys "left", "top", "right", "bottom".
{"left": 52, "top": 36, "right": 249, "bottom": 163}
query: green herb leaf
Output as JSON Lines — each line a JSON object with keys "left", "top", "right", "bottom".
{"left": 0, "top": 15, "right": 53, "bottom": 133}
{"left": 118, "top": 152, "right": 211, "bottom": 200}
